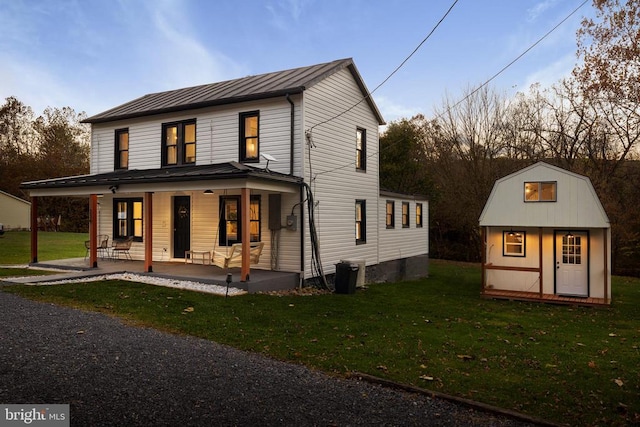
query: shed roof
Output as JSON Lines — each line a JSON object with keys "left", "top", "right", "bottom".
{"left": 479, "top": 162, "right": 609, "bottom": 228}
{"left": 0, "top": 190, "right": 31, "bottom": 205}
{"left": 83, "top": 58, "right": 384, "bottom": 125}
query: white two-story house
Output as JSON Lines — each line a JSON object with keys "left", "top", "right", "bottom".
{"left": 22, "top": 58, "right": 429, "bottom": 291}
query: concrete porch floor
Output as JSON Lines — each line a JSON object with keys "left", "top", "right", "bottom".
{"left": 15, "top": 257, "right": 300, "bottom": 294}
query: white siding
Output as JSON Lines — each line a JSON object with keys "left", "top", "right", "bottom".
{"left": 480, "top": 162, "right": 609, "bottom": 228}
{"left": 0, "top": 192, "right": 31, "bottom": 230}
{"left": 378, "top": 197, "right": 429, "bottom": 263}
{"left": 301, "top": 68, "right": 380, "bottom": 277}
{"left": 90, "top": 97, "right": 300, "bottom": 175}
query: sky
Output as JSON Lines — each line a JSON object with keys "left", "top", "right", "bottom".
{"left": 0, "top": 0, "right": 594, "bottom": 124}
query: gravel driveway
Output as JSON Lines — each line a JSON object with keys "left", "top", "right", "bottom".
{"left": 0, "top": 291, "right": 537, "bottom": 426}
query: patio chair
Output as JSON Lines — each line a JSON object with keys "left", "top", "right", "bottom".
{"left": 212, "top": 241, "right": 264, "bottom": 269}
{"left": 111, "top": 236, "right": 134, "bottom": 261}
{"left": 84, "top": 235, "right": 112, "bottom": 260}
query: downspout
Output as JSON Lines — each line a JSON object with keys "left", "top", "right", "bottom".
{"left": 286, "top": 94, "right": 295, "bottom": 175}
{"left": 299, "top": 183, "right": 305, "bottom": 287}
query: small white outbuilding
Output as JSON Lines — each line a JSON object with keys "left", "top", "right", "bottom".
{"left": 0, "top": 190, "right": 31, "bottom": 231}
{"left": 479, "top": 162, "right": 611, "bottom": 306}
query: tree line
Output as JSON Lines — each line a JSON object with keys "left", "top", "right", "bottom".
{"left": 0, "top": 97, "right": 90, "bottom": 231}
{"left": 380, "top": 0, "right": 640, "bottom": 275}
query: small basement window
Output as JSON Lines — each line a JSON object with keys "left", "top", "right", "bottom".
{"left": 524, "top": 182, "right": 556, "bottom": 202}
{"left": 503, "top": 230, "right": 525, "bottom": 257}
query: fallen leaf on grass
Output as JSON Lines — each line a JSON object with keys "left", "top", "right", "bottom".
{"left": 376, "top": 365, "right": 388, "bottom": 372}
{"left": 419, "top": 375, "right": 434, "bottom": 381}
{"left": 457, "top": 354, "right": 474, "bottom": 361}
{"left": 588, "top": 361, "right": 597, "bottom": 369}
{"left": 182, "top": 306, "right": 194, "bottom": 313}
{"left": 609, "top": 333, "right": 617, "bottom": 337}
{"left": 614, "top": 378, "right": 624, "bottom": 387}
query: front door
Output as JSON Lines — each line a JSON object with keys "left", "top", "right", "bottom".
{"left": 173, "top": 196, "right": 190, "bottom": 258}
{"left": 555, "top": 231, "right": 588, "bottom": 297}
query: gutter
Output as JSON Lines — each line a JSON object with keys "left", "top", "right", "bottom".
{"left": 286, "top": 94, "right": 295, "bottom": 176}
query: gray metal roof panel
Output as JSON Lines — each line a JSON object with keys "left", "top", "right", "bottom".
{"left": 83, "top": 58, "right": 384, "bottom": 125}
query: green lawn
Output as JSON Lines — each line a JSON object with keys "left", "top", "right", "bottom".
{"left": 0, "top": 231, "right": 88, "bottom": 264}
{"left": 3, "top": 260, "right": 638, "bottom": 426}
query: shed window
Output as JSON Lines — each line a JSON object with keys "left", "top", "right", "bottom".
{"left": 524, "top": 182, "right": 556, "bottom": 202}
{"left": 503, "top": 230, "right": 525, "bottom": 257}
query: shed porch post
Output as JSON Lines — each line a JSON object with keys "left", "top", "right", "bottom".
{"left": 480, "top": 226, "right": 486, "bottom": 293}
{"left": 240, "top": 188, "right": 250, "bottom": 281}
{"left": 539, "top": 227, "right": 543, "bottom": 298}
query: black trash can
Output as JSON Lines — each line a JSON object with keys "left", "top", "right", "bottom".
{"left": 335, "top": 262, "right": 358, "bottom": 294}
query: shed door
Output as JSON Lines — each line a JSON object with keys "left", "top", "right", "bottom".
{"left": 555, "top": 231, "right": 588, "bottom": 297}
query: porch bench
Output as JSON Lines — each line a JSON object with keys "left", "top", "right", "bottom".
{"left": 185, "top": 250, "right": 211, "bottom": 265}
{"left": 212, "top": 242, "right": 264, "bottom": 269}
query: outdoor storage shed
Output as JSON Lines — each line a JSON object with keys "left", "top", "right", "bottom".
{"left": 479, "top": 162, "right": 611, "bottom": 305}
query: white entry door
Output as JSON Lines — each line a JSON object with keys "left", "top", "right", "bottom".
{"left": 555, "top": 232, "right": 588, "bottom": 297}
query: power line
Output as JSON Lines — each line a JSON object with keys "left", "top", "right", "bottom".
{"left": 316, "top": 0, "right": 590, "bottom": 178}
{"left": 308, "top": 0, "right": 460, "bottom": 133}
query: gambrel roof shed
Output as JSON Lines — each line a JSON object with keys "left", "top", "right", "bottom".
{"left": 479, "top": 162, "right": 609, "bottom": 229}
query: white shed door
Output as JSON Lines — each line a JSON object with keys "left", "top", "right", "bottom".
{"left": 555, "top": 232, "right": 588, "bottom": 297}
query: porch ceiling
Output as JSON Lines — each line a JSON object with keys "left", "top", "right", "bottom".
{"left": 21, "top": 162, "right": 302, "bottom": 196}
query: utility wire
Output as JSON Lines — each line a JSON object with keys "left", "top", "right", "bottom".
{"left": 315, "top": 0, "right": 589, "bottom": 177}
{"left": 308, "top": 0, "right": 460, "bottom": 133}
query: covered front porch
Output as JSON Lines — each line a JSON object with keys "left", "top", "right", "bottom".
{"left": 13, "top": 257, "right": 299, "bottom": 294}
{"left": 21, "top": 162, "right": 304, "bottom": 285}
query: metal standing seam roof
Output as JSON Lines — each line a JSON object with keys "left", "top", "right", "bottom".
{"left": 20, "top": 162, "right": 303, "bottom": 190}
{"left": 83, "top": 58, "right": 385, "bottom": 125}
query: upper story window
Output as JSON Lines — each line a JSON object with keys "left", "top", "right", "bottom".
{"left": 356, "top": 127, "right": 366, "bottom": 171}
{"left": 386, "top": 201, "right": 395, "bottom": 229}
{"left": 162, "top": 120, "right": 196, "bottom": 166}
{"left": 503, "top": 230, "right": 526, "bottom": 257}
{"left": 524, "top": 181, "right": 556, "bottom": 202}
{"left": 240, "top": 111, "right": 259, "bottom": 162}
{"left": 114, "top": 198, "right": 143, "bottom": 241}
{"left": 416, "top": 203, "right": 423, "bottom": 228}
{"left": 114, "top": 128, "right": 129, "bottom": 170}
{"left": 355, "top": 200, "right": 366, "bottom": 244}
{"left": 402, "top": 202, "right": 410, "bottom": 228}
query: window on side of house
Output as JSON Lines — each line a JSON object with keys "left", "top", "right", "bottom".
{"left": 355, "top": 200, "right": 366, "bottom": 244}
{"left": 113, "top": 198, "right": 143, "bottom": 241}
{"left": 402, "top": 202, "right": 410, "bottom": 228}
{"left": 356, "top": 127, "right": 366, "bottom": 171}
{"left": 219, "top": 195, "right": 261, "bottom": 246}
{"left": 240, "top": 111, "right": 259, "bottom": 162}
{"left": 524, "top": 181, "right": 556, "bottom": 202}
{"left": 114, "top": 128, "right": 129, "bottom": 170}
{"left": 416, "top": 203, "right": 423, "bottom": 228}
{"left": 386, "top": 201, "right": 395, "bottom": 229}
{"left": 503, "top": 230, "right": 526, "bottom": 257}
{"left": 162, "top": 120, "right": 196, "bottom": 166}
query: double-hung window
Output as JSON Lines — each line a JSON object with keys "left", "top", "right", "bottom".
{"left": 386, "top": 201, "right": 395, "bottom": 229}
{"left": 356, "top": 128, "right": 366, "bottom": 171}
{"left": 355, "top": 200, "right": 366, "bottom": 244}
{"left": 416, "top": 203, "right": 423, "bottom": 228}
{"left": 114, "top": 128, "right": 129, "bottom": 170}
{"left": 402, "top": 202, "right": 410, "bottom": 228}
{"left": 503, "top": 230, "right": 525, "bottom": 257}
{"left": 240, "top": 111, "right": 259, "bottom": 162}
{"left": 219, "top": 195, "right": 261, "bottom": 246}
{"left": 113, "top": 198, "right": 143, "bottom": 241}
{"left": 162, "top": 120, "right": 196, "bottom": 166}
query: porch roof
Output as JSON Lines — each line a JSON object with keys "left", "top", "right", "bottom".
{"left": 20, "top": 162, "right": 302, "bottom": 196}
